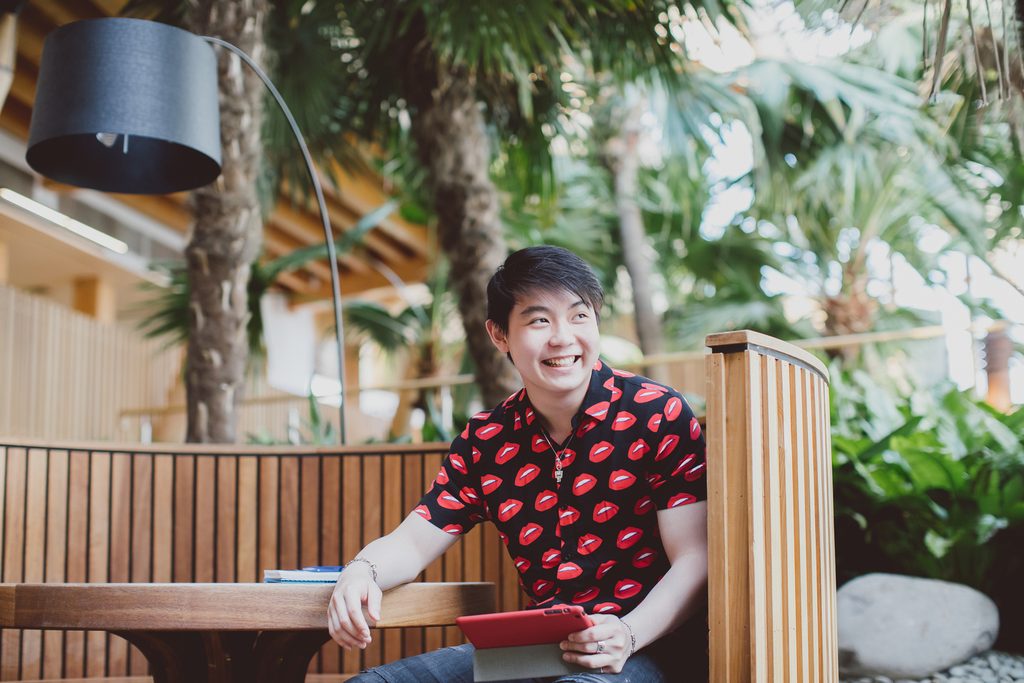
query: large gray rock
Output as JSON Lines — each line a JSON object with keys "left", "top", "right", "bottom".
{"left": 838, "top": 573, "right": 999, "bottom": 679}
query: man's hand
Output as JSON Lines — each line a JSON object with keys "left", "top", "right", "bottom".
{"left": 327, "top": 563, "right": 382, "bottom": 650}
{"left": 559, "top": 613, "right": 633, "bottom": 674}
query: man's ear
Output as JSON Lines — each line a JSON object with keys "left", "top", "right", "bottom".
{"left": 485, "top": 319, "right": 510, "bottom": 354}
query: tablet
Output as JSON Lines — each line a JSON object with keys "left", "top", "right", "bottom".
{"left": 456, "top": 606, "right": 594, "bottom": 649}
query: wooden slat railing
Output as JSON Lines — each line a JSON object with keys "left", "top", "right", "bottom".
{"left": 705, "top": 330, "right": 838, "bottom": 683}
{"left": 0, "top": 441, "right": 522, "bottom": 681}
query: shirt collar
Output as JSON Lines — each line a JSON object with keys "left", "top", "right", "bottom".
{"left": 506, "top": 360, "right": 616, "bottom": 425}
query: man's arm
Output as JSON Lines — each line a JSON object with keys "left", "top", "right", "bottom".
{"left": 561, "top": 502, "right": 708, "bottom": 673}
{"left": 328, "top": 512, "right": 459, "bottom": 649}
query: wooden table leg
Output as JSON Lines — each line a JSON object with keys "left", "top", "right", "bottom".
{"left": 114, "top": 630, "right": 331, "bottom": 683}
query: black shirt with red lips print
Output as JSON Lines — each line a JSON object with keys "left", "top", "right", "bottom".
{"left": 413, "top": 360, "right": 707, "bottom": 616}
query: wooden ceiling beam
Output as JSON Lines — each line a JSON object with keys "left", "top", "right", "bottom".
{"left": 328, "top": 161, "right": 429, "bottom": 258}
{"left": 31, "top": 0, "right": 104, "bottom": 26}
{"left": 267, "top": 203, "right": 371, "bottom": 276}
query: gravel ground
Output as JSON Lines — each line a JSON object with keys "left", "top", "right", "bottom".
{"left": 842, "top": 650, "right": 1024, "bottom": 683}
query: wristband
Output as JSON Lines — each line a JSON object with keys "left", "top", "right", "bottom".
{"left": 619, "top": 617, "right": 636, "bottom": 657}
{"left": 345, "top": 557, "right": 378, "bottom": 583}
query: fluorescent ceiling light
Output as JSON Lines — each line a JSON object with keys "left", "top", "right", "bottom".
{"left": 0, "top": 187, "right": 128, "bottom": 254}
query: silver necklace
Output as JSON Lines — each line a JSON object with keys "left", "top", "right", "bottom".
{"left": 540, "top": 429, "right": 575, "bottom": 485}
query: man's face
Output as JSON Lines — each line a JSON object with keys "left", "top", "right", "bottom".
{"left": 486, "top": 288, "right": 601, "bottom": 406}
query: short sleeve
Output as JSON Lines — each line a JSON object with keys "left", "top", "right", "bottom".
{"left": 412, "top": 431, "right": 488, "bottom": 536}
{"left": 646, "top": 392, "right": 707, "bottom": 510}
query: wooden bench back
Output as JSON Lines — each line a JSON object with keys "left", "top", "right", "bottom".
{"left": 0, "top": 442, "right": 519, "bottom": 681}
{"left": 705, "top": 331, "right": 838, "bottom": 683}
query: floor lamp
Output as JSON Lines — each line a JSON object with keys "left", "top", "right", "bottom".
{"left": 25, "top": 17, "right": 349, "bottom": 443}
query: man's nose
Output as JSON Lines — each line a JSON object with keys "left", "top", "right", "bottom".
{"left": 548, "top": 322, "right": 572, "bottom": 345}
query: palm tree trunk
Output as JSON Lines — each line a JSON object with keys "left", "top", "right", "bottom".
{"left": 410, "top": 70, "right": 521, "bottom": 407}
{"left": 602, "top": 105, "right": 668, "bottom": 382}
{"left": 182, "top": 0, "right": 267, "bottom": 442}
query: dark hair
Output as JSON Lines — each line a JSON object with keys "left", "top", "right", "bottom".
{"left": 486, "top": 246, "right": 604, "bottom": 333}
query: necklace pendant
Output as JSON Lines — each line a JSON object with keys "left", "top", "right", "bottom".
{"left": 555, "top": 469, "right": 563, "bottom": 484}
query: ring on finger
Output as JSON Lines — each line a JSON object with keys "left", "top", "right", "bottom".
{"left": 596, "top": 640, "right": 605, "bottom": 653}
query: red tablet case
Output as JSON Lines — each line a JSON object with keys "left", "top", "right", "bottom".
{"left": 456, "top": 606, "right": 594, "bottom": 649}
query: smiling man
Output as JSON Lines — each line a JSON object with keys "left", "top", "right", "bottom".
{"left": 329, "top": 246, "right": 709, "bottom": 682}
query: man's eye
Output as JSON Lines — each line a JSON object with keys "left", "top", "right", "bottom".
{"left": 531, "top": 318, "right": 548, "bottom": 325}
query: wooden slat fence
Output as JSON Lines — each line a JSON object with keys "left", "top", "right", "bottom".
{"left": 705, "top": 331, "right": 838, "bottom": 683}
{"left": 0, "top": 441, "right": 522, "bottom": 680}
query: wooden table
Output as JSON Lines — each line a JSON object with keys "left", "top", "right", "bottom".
{"left": 0, "top": 582, "right": 495, "bottom": 683}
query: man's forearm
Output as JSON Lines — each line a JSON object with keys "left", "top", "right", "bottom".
{"left": 346, "top": 532, "right": 425, "bottom": 590}
{"left": 621, "top": 550, "right": 708, "bottom": 651}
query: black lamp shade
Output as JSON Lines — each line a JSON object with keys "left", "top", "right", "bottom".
{"left": 26, "top": 18, "right": 222, "bottom": 194}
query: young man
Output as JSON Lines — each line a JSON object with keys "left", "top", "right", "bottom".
{"left": 328, "top": 246, "right": 708, "bottom": 682}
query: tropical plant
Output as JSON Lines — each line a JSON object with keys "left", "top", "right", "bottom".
{"left": 329, "top": 0, "right": 754, "bottom": 405}
{"left": 830, "top": 366, "right": 1024, "bottom": 651}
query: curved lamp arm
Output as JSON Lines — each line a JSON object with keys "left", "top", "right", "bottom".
{"left": 203, "top": 36, "right": 348, "bottom": 444}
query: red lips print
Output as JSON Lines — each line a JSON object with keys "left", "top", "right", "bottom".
{"left": 684, "top": 462, "right": 706, "bottom": 482}
{"left": 614, "top": 578, "right": 643, "bottom": 599}
{"left": 515, "top": 463, "right": 540, "bottom": 487}
{"left": 690, "top": 416, "right": 702, "bottom": 440}
{"left": 533, "top": 579, "right": 554, "bottom": 595}
{"left": 434, "top": 468, "right": 449, "bottom": 485}
{"left": 558, "top": 449, "right": 577, "bottom": 468}
{"left": 628, "top": 439, "right": 650, "bottom": 461}
{"left": 513, "top": 556, "right": 531, "bottom": 573}
{"left": 610, "top": 386, "right": 623, "bottom": 401}
{"left": 575, "top": 421, "right": 599, "bottom": 438}
{"left": 541, "top": 548, "right": 562, "bottom": 569}
{"left": 655, "top": 434, "right": 680, "bottom": 461}
{"left": 558, "top": 506, "right": 580, "bottom": 526}
{"left": 481, "top": 474, "right": 503, "bottom": 494}
{"left": 589, "top": 441, "right": 614, "bottom": 463}
{"left": 593, "top": 602, "right": 622, "bottom": 614}
{"left": 668, "top": 492, "right": 697, "bottom": 508}
{"left": 475, "top": 422, "right": 503, "bottom": 440}
{"left": 497, "top": 498, "right": 524, "bottom": 522}
{"left": 513, "top": 412, "right": 523, "bottom": 431}
{"left": 495, "top": 442, "right": 520, "bottom": 464}
{"left": 556, "top": 562, "right": 583, "bottom": 580}
{"left": 535, "top": 490, "right": 559, "bottom": 511}
{"left": 611, "top": 412, "right": 637, "bottom": 431}
{"left": 519, "top": 523, "right": 543, "bottom": 545}
{"left": 596, "top": 559, "right": 617, "bottom": 580}
{"left": 634, "top": 388, "right": 664, "bottom": 404}
{"left": 525, "top": 407, "right": 536, "bottom": 424}
{"left": 603, "top": 376, "right": 615, "bottom": 390}
{"left": 609, "top": 469, "right": 637, "bottom": 491}
{"left": 671, "top": 454, "right": 697, "bottom": 478}
{"left": 664, "top": 396, "right": 682, "bottom": 422}
{"left": 471, "top": 447, "right": 482, "bottom": 463}
{"left": 414, "top": 504, "right": 431, "bottom": 520}
{"left": 438, "top": 491, "right": 465, "bottom": 510}
{"left": 572, "top": 586, "right": 600, "bottom": 604}
{"left": 632, "top": 547, "right": 658, "bottom": 568}
{"left": 585, "top": 401, "right": 611, "bottom": 420}
{"left": 459, "top": 487, "right": 482, "bottom": 505}
{"left": 449, "top": 453, "right": 468, "bottom": 475}
{"left": 612, "top": 368, "right": 636, "bottom": 378}
{"left": 572, "top": 473, "right": 597, "bottom": 495}
{"left": 646, "top": 473, "right": 666, "bottom": 489}
{"left": 442, "top": 523, "right": 463, "bottom": 535}
{"left": 531, "top": 434, "right": 549, "bottom": 453}
{"left": 647, "top": 413, "right": 663, "bottom": 432}
{"left": 577, "top": 533, "right": 603, "bottom": 555}
{"left": 592, "top": 500, "right": 620, "bottom": 523}
{"left": 616, "top": 526, "right": 643, "bottom": 549}
{"left": 472, "top": 411, "right": 492, "bottom": 422}
{"left": 634, "top": 496, "right": 654, "bottom": 516}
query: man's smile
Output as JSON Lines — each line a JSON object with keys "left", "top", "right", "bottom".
{"left": 542, "top": 355, "right": 580, "bottom": 368}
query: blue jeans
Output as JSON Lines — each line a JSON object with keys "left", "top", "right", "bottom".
{"left": 348, "top": 621, "right": 707, "bottom": 683}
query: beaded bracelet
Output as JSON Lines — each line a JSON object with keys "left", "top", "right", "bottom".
{"left": 619, "top": 617, "right": 637, "bottom": 657}
{"left": 345, "top": 557, "right": 378, "bottom": 583}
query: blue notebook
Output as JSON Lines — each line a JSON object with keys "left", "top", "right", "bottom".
{"left": 263, "top": 565, "right": 343, "bottom": 583}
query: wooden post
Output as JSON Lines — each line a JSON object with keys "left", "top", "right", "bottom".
{"left": 706, "top": 330, "right": 838, "bottom": 683}
{"left": 0, "top": 239, "right": 9, "bottom": 285}
{"left": 984, "top": 326, "right": 1013, "bottom": 412}
{"left": 72, "top": 275, "right": 117, "bottom": 323}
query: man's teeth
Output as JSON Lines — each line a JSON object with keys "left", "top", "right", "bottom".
{"left": 543, "top": 356, "right": 577, "bottom": 367}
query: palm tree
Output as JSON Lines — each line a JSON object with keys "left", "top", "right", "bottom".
{"left": 178, "top": 1, "right": 269, "bottom": 442}
{"left": 331, "top": 0, "right": 749, "bottom": 405}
